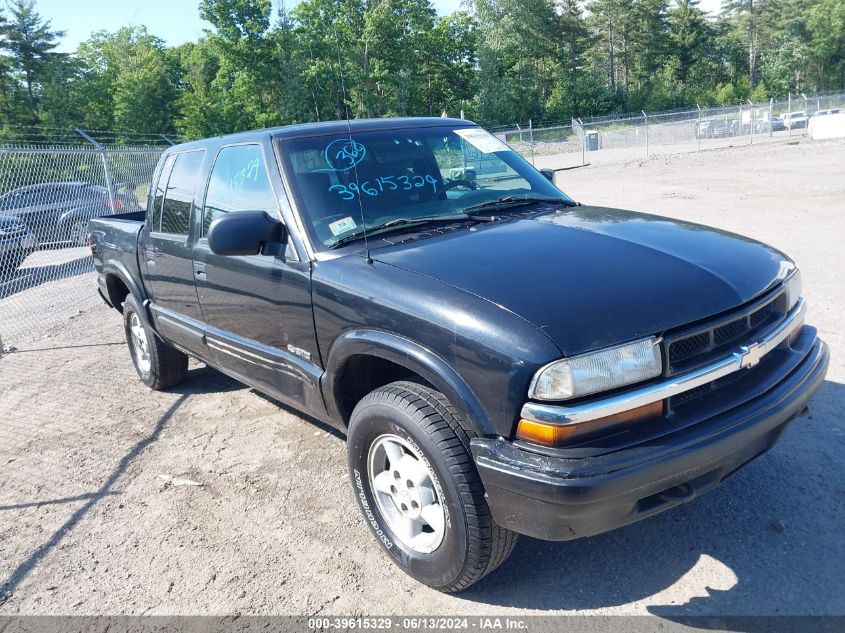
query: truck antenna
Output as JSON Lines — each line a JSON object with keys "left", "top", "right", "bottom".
{"left": 333, "top": 28, "right": 371, "bottom": 263}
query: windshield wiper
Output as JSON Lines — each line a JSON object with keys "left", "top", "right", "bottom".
{"left": 461, "top": 195, "right": 576, "bottom": 215}
{"left": 327, "top": 214, "right": 477, "bottom": 250}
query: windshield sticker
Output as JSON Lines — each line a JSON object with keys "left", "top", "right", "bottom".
{"left": 329, "top": 174, "right": 438, "bottom": 202}
{"left": 324, "top": 139, "right": 367, "bottom": 172}
{"left": 454, "top": 128, "right": 510, "bottom": 154}
{"left": 329, "top": 216, "right": 358, "bottom": 236}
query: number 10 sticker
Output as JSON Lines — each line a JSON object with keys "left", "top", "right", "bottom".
{"left": 329, "top": 216, "right": 357, "bottom": 236}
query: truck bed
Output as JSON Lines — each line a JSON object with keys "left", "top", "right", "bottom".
{"left": 89, "top": 211, "right": 146, "bottom": 297}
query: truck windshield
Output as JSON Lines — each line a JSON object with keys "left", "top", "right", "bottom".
{"left": 278, "top": 126, "right": 574, "bottom": 250}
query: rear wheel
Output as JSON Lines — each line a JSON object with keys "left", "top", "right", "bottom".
{"left": 347, "top": 381, "right": 517, "bottom": 592}
{"left": 122, "top": 294, "right": 187, "bottom": 390}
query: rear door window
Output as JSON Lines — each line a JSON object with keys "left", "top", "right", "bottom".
{"left": 155, "top": 150, "right": 205, "bottom": 236}
{"left": 150, "top": 155, "right": 175, "bottom": 232}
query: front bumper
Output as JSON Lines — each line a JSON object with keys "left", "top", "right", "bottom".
{"left": 471, "top": 331, "right": 828, "bottom": 541}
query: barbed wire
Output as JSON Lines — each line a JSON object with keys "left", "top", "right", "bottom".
{"left": 0, "top": 124, "right": 185, "bottom": 147}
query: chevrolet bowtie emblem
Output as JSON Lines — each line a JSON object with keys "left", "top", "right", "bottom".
{"left": 740, "top": 342, "right": 764, "bottom": 368}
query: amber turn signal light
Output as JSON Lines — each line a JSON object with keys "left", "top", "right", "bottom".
{"left": 516, "top": 400, "right": 664, "bottom": 447}
{"left": 515, "top": 419, "right": 578, "bottom": 446}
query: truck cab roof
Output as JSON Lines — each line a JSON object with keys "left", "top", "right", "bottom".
{"left": 169, "top": 117, "right": 476, "bottom": 154}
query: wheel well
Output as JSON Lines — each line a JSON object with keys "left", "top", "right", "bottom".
{"left": 105, "top": 274, "right": 131, "bottom": 313}
{"left": 336, "top": 354, "right": 433, "bottom": 426}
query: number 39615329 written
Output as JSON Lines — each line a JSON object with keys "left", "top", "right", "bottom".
{"left": 329, "top": 174, "right": 439, "bottom": 201}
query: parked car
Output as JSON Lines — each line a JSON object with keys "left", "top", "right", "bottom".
{"left": 696, "top": 119, "right": 737, "bottom": 139}
{"left": 752, "top": 115, "right": 786, "bottom": 134}
{"left": 811, "top": 108, "right": 843, "bottom": 117}
{"left": 0, "top": 181, "right": 140, "bottom": 248}
{"left": 0, "top": 214, "right": 37, "bottom": 274}
{"left": 90, "top": 118, "right": 828, "bottom": 592}
{"left": 782, "top": 111, "right": 809, "bottom": 129}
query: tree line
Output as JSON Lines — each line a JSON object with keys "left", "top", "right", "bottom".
{"left": 0, "top": 0, "right": 843, "bottom": 143}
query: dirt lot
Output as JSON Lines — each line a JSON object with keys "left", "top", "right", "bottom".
{"left": 1, "top": 139, "right": 843, "bottom": 617}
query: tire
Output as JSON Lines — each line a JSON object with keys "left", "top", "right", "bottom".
{"left": 347, "top": 381, "right": 517, "bottom": 592}
{"left": 122, "top": 294, "right": 188, "bottom": 390}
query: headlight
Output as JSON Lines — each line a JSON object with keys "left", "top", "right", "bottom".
{"left": 529, "top": 337, "right": 662, "bottom": 401}
{"left": 784, "top": 270, "right": 802, "bottom": 312}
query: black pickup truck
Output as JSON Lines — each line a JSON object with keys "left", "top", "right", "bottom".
{"left": 90, "top": 118, "right": 828, "bottom": 592}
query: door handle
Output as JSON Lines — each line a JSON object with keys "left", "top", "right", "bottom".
{"left": 193, "top": 262, "right": 207, "bottom": 279}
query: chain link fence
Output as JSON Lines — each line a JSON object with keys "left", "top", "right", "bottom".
{"left": 0, "top": 145, "right": 164, "bottom": 352}
{"left": 1, "top": 93, "right": 843, "bottom": 351}
{"left": 492, "top": 90, "right": 845, "bottom": 171}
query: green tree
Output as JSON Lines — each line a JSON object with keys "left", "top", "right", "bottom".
{"left": 761, "top": 34, "right": 809, "bottom": 94}
{"left": 667, "top": 1, "right": 711, "bottom": 88}
{"left": 806, "top": 0, "right": 845, "bottom": 90}
{"left": 76, "top": 26, "right": 177, "bottom": 137}
{"left": 3, "top": 0, "right": 64, "bottom": 123}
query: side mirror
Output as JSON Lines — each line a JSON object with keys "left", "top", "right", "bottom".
{"left": 540, "top": 168, "right": 555, "bottom": 183}
{"left": 207, "top": 211, "right": 286, "bottom": 257}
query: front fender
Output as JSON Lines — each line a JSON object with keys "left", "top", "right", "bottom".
{"left": 323, "top": 329, "right": 494, "bottom": 437}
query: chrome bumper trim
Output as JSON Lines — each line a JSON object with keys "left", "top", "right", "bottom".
{"left": 520, "top": 299, "right": 807, "bottom": 426}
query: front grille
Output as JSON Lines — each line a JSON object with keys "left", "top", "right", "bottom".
{"left": 668, "top": 332, "right": 709, "bottom": 363}
{"left": 669, "top": 369, "right": 747, "bottom": 408}
{"left": 663, "top": 287, "right": 787, "bottom": 376}
{"left": 713, "top": 317, "right": 748, "bottom": 346}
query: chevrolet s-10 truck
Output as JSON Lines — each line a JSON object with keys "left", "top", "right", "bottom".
{"left": 89, "top": 118, "right": 828, "bottom": 591}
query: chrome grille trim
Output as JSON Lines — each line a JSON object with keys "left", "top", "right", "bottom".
{"left": 520, "top": 299, "right": 806, "bottom": 426}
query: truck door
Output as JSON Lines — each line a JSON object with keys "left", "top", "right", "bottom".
{"left": 192, "top": 142, "right": 323, "bottom": 414}
{"left": 141, "top": 149, "right": 207, "bottom": 354}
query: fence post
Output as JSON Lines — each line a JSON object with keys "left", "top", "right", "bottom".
{"left": 642, "top": 111, "right": 649, "bottom": 158}
{"left": 579, "top": 118, "right": 585, "bottom": 167}
{"left": 159, "top": 134, "right": 175, "bottom": 146}
{"left": 697, "top": 105, "right": 702, "bottom": 152}
{"left": 748, "top": 100, "right": 754, "bottom": 145}
{"left": 76, "top": 128, "right": 115, "bottom": 213}
{"left": 528, "top": 119, "right": 535, "bottom": 166}
{"left": 769, "top": 98, "right": 774, "bottom": 137}
{"left": 788, "top": 93, "right": 792, "bottom": 138}
{"left": 802, "top": 93, "right": 808, "bottom": 136}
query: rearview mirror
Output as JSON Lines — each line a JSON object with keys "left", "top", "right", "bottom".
{"left": 540, "top": 169, "right": 555, "bottom": 183}
{"left": 207, "top": 211, "right": 286, "bottom": 257}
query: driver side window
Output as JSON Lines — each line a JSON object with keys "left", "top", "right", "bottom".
{"left": 203, "top": 144, "right": 277, "bottom": 236}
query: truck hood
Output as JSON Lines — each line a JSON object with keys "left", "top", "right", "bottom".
{"left": 373, "top": 206, "right": 793, "bottom": 356}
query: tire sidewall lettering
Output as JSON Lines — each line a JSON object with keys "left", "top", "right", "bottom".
{"left": 352, "top": 467, "right": 394, "bottom": 551}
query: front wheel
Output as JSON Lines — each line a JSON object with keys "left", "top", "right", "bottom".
{"left": 347, "top": 381, "right": 517, "bottom": 592}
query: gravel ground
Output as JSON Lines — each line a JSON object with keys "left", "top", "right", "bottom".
{"left": 0, "top": 138, "right": 843, "bottom": 617}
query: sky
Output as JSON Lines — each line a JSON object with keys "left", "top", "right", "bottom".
{"left": 42, "top": 0, "right": 724, "bottom": 54}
